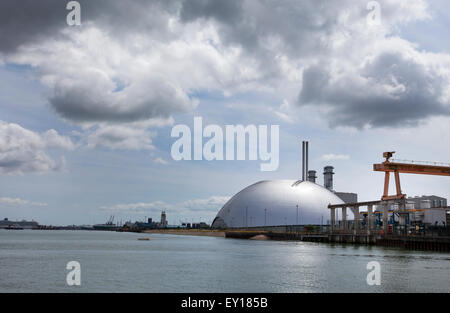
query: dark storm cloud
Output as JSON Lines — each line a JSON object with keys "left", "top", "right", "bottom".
{"left": 178, "top": 0, "right": 354, "bottom": 91}
{"left": 0, "top": 0, "right": 194, "bottom": 124}
{"left": 180, "top": 0, "right": 346, "bottom": 58}
{"left": 0, "top": 0, "right": 179, "bottom": 53}
{"left": 299, "top": 51, "right": 450, "bottom": 128}
{"left": 180, "top": 0, "right": 242, "bottom": 24}
{"left": 49, "top": 78, "right": 192, "bottom": 123}
{"left": 0, "top": 0, "right": 66, "bottom": 53}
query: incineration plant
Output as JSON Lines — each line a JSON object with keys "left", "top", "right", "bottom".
{"left": 212, "top": 142, "right": 450, "bottom": 230}
{"left": 212, "top": 142, "right": 357, "bottom": 228}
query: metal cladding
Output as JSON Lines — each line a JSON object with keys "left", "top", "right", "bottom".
{"left": 211, "top": 180, "right": 344, "bottom": 228}
{"left": 324, "top": 166, "right": 334, "bottom": 191}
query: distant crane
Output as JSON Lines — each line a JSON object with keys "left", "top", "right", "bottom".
{"left": 373, "top": 152, "right": 450, "bottom": 201}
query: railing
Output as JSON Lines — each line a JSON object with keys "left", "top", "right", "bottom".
{"left": 391, "top": 158, "right": 450, "bottom": 167}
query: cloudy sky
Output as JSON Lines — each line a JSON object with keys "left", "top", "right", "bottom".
{"left": 1, "top": 0, "right": 450, "bottom": 225}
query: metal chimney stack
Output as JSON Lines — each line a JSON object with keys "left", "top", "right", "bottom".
{"left": 323, "top": 166, "right": 334, "bottom": 191}
{"left": 308, "top": 170, "right": 317, "bottom": 183}
{"left": 302, "top": 141, "right": 309, "bottom": 181}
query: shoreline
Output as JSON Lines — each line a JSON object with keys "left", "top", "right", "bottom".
{"left": 143, "top": 229, "right": 225, "bottom": 237}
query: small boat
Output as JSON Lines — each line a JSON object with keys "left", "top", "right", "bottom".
{"left": 138, "top": 237, "right": 151, "bottom": 241}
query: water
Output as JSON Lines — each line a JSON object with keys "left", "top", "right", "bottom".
{"left": 0, "top": 230, "right": 449, "bottom": 293}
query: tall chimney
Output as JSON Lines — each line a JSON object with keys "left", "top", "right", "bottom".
{"left": 324, "top": 166, "right": 334, "bottom": 191}
{"left": 305, "top": 141, "right": 309, "bottom": 179}
{"left": 302, "top": 141, "right": 309, "bottom": 181}
{"left": 308, "top": 170, "right": 317, "bottom": 183}
{"left": 302, "top": 141, "right": 305, "bottom": 181}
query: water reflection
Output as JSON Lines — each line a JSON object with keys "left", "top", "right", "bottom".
{"left": 0, "top": 230, "right": 449, "bottom": 292}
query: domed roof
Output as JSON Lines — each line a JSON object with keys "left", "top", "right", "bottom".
{"left": 212, "top": 180, "right": 344, "bottom": 228}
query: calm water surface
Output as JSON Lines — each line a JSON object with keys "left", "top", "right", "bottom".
{"left": 0, "top": 230, "right": 449, "bottom": 293}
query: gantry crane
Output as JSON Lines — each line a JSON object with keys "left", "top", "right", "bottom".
{"left": 373, "top": 152, "right": 450, "bottom": 201}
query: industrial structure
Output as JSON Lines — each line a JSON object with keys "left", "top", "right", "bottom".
{"left": 121, "top": 211, "right": 170, "bottom": 231}
{"left": 212, "top": 141, "right": 356, "bottom": 228}
{"left": 374, "top": 151, "right": 450, "bottom": 201}
{"left": 213, "top": 146, "right": 449, "bottom": 251}
{"left": 328, "top": 152, "right": 450, "bottom": 237}
{"left": 211, "top": 180, "right": 344, "bottom": 228}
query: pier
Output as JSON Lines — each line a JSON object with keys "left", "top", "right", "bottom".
{"left": 224, "top": 230, "right": 450, "bottom": 252}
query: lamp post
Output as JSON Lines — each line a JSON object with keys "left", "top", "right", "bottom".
{"left": 246, "top": 206, "right": 248, "bottom": 228}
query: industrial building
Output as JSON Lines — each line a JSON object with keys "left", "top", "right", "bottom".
{"left": 407, "top": 196, "right": 447, "bottom": 209}
{"left": 212, "top": 141, "right": 356, "bottom": 228}
{"left": 327, "top": 151, "right": 450, "bottom": 238}
{"left": 405, "top": 197, "right": 448, "bottom": 226}
{"left": 122, "top": 211, "right": 169, "bottom": 231}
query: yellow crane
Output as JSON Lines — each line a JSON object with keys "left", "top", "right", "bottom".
{"left": 373, "top": 152, "right": 450, "bottom": 201}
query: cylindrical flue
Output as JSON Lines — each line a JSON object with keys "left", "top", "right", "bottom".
{"left": 308, "top": 170, "right": 317, "bottom": 183}
{"left": 302, "top": 141, "right": 309, "bottom": 181}
{"left": 323, "top": 166, "right": 334, "bottom": 191}
{"left": 302, "top": 141, "right": 305, "bottom": 181}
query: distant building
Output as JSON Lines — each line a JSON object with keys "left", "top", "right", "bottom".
{"left": 181, "top": 222, "right": 191, "bottom": 228}
{"left": 191, "top": 222, "right": 210, "bottom": 229}
{"left": 407, "top": 196, "right": 448, "bottom": 226}
{"left": 407, "top": 195, "right": 447, "bottom": 208}
{"left": 335, "top": 192, "right": 358, "bottom": 204}
{"left": 409, "top": 208, "right": 447, "bottom": 226}
{"left": 160, "top": 211, "right": 168, "bottom": 228}
{"left": 133, "top": 221, "right": 157, "bottom": 230}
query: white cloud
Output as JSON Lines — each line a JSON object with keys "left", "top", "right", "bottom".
{"left": 270, "top": 99, "right": 296, "bottom": 124}
{"left": 100, "top": 196, "right": 230, "bottom": 214}
{"left": 85, "top": 124, "right": 156, "bottom": 151}
{"left": 0, "top": 121, "right": 74, "bottom": 175}
{"left": 322, "top": 154, "right": 350, "bottom": 161}
{"left": 181, "top": 196, "right": 230, "bottom": 212}
{"left": 0, "top": 197, "right": 47, "bottom": 207}
{"left": 153, "top": 157, "right": 169, "bottom": 165}
{"left": 42, "top": 129, "right": 76, "bottom": 150}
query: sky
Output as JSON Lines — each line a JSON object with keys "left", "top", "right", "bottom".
{"left": 1, "top": 0, "right": 450, "bottom": 226}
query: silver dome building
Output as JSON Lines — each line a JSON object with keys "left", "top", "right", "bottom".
{"left": 211, "top": 180, "right": 344, "bottom": 228}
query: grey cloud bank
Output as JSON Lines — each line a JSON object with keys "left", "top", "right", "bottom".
{"left": 2, "top": 0, "right": 449, "bottom": 130}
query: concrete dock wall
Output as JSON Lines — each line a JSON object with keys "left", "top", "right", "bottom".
{"left": 225, "top": 230, "right": 450, "bottom": 252}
